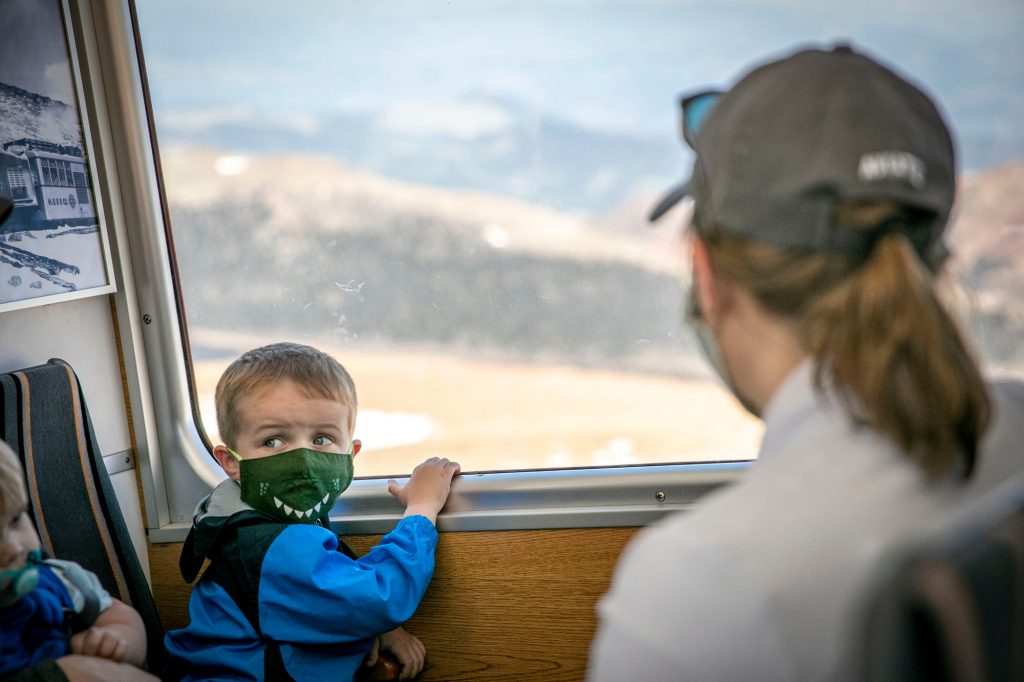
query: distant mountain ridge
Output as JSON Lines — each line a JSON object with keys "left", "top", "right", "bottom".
{"left": 154, "top": 95, "right": 681, "bottom": 215}
{"left": 152, "top": 87, "right": 1024, "bottom": 219}
{"left": 163, "top": 148, "right": 699, "bottom": 376}
{"left": 163, "top": 148, "right": 1024, "bottom": 376}
{"left": 949, "top": 162, "right": 1024, "bottom": 370}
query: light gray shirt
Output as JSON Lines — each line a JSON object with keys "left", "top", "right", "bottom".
{"left": 47, "top": 559, "right": 113, "bottom": 616}
{"left": 588, "top": 361, "right": 1024, "bottom": 682}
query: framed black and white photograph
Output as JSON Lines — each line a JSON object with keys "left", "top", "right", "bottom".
{"left": 0, "top": 0, "right": 115, "bottom": 313}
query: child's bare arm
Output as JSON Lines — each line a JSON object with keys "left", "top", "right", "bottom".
{"left": 69, "top": 598, "right": 147, "bottom": 666}
{"left": 387, "top": 457, "right": 461, "bottom": 524}
{"left": 56, "top": 654, "right": 158, "bottom": 681}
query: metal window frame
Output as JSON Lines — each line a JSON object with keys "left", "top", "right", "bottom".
{"left": 81, "top": 0, "right": 751, "bottom": 544}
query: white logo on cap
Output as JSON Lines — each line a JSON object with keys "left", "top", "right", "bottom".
{"left": 858, "top": 152, "right": 925, "bottom": 188}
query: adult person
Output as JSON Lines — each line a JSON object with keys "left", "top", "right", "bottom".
{"left": 587, "top": 45, "right": 1024, "bottom": 681}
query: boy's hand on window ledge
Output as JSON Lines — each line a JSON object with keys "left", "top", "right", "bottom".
{"left": 388, "top": 457, "right": 461, "bottom": 524}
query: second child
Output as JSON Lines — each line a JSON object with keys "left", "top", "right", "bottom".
{"left": 0, "top": 439, "right": 156, "bottom": 681}
{"left": 164, "top": 342, "right": 460, "bottom": 681}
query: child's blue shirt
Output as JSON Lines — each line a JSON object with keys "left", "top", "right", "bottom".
{"left": 0, "top": 559, "right": 113, "bottom": 678}
{"left": 0, "top": 565, "right": 73, "bottom": 676}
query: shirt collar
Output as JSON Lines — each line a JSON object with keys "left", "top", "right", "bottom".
{"left": 193, "top": 478, "right": 253, "bottom": 522}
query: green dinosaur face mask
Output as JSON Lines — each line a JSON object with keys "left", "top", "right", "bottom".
{"left": 230, "top": 447, "right": 354, "bottom": 523}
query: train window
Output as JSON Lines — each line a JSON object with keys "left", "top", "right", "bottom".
{"left": 134, "top": 1, "right": 1023, "bottom": 480}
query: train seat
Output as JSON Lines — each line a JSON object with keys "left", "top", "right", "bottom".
{"left": 852, "top": 472, "right": 1024, "bottom": 682}
{"left": 0, "top": 358, "right": 167, "bottom": 673}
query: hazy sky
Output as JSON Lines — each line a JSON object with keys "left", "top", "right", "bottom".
{"left": 134, "top": 0, "right": 1024, "bottom": 169}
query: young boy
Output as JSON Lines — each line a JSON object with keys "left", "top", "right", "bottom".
{"left": 164, "top": 342, "right": 460, "bottom": 681}
{"left": 0, "top": 440, "right": 156, "bottom": 682}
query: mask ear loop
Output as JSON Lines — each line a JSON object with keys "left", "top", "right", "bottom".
{"left": 683, "top": 262, "right": 763, "bottom": 418}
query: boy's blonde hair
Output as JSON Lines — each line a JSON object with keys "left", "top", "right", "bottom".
{"left": 214, "top": 342, "right": 358, "bottom": 449}
{"left": 0, "top": 440, "right": 27, "bottom": 516}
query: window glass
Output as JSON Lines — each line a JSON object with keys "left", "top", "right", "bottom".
{"left": 135, "top": 1, "right": 1023, "bottom": 477}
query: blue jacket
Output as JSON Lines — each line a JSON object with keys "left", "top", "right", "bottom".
{"left": 0, "top": 565, "right": 73, "bottom": 677}
{"left": 1, "top": 559, "right": 109, "bottom": 679}
{"left": 164, "top": 480, "right": 437, "bottom": 681}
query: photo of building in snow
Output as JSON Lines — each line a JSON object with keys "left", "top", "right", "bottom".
{"left": 0, "top": 0, "right": 112, "bottom": 309}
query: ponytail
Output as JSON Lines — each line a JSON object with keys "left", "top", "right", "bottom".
{"left": 702, "top": 206, "right": 990, "bottom": 481}
{"left": 802, "top": 234, "right": 989, "bottom": 479}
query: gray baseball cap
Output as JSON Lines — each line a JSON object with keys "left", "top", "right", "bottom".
{"left": 650, "top": 45, "right": 955, "bottom": 260}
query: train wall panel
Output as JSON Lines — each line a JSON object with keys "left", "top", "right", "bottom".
{"left": 150, "top": 526, "right": 639, "bottom": 681}
{"left": 0, "top": 294, "right": 149, "bottom": 569}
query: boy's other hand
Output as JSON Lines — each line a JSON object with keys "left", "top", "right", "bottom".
{"left": 379, "top": 626, "right": 426, "bottom": 680}
{"left": 387, "top": 457, "right": 461, "bottom": 524}
{"left": 70, "top": 625, "right": 128, "bottom": 662}
{"left": 363, "top": 636, "right": 381, "bottom": 668}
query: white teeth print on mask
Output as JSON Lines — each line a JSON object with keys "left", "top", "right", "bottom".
{"left": 272, "top": 495, "right": 331, "bottom": 519}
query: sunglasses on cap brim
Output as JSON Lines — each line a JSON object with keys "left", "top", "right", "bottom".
{"left": 649, "top": 90, "right": 722, "bottom": 222}
{"left": 679, "top": 90, "right": 722, "bottom": 148}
